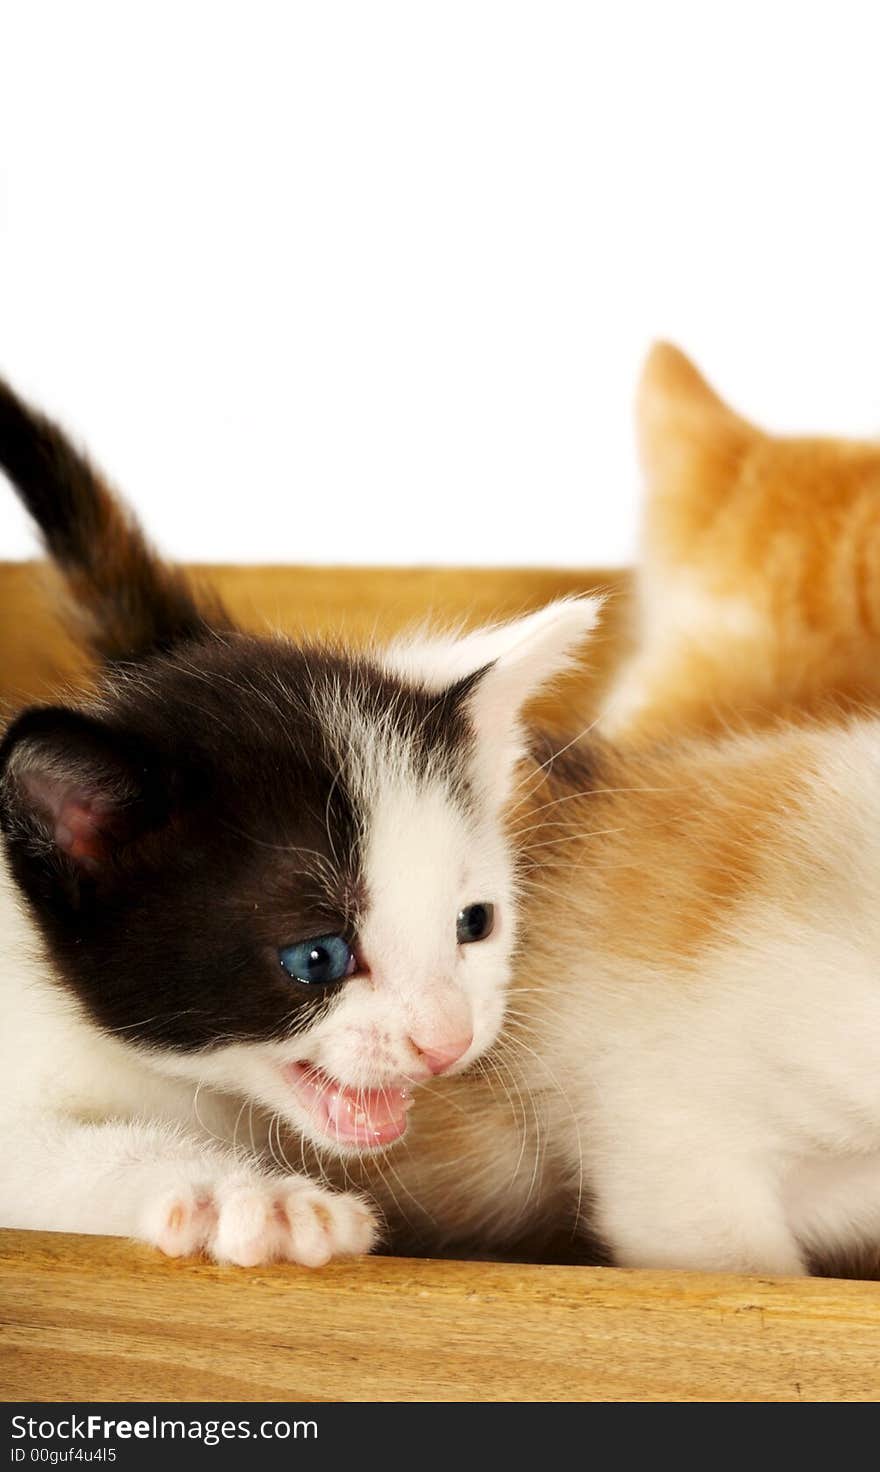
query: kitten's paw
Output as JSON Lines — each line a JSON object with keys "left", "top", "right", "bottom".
{"left": 141, "top": 1183, "right": 219, "bottom": 1258}
{"left": 141, "top": 1175, "right": 378, "bottom": 1267}
{"left": 211, "top": 1178, "right": 378, "bottom": 1267}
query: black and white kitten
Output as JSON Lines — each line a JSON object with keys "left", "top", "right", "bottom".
{"left": 0, "top": 378, "right": 599, "bottom": 1266}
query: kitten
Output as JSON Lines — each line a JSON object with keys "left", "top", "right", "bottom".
{"left": 601, "top": 341, "right": 880, "bottom": 741}
{"left": 0, "top": 375, "right": 600, "bottom": 1266}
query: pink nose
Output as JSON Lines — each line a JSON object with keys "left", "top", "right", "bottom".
{"left": 410, "top": 1034, "right": 473, "bottom": 1075}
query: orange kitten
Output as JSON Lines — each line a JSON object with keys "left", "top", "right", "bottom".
{"left": 601, "top": 343, "right": 880, "bottom": 741}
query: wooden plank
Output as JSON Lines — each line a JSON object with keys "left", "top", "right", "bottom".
{"left": 2, "top": 1229, "right": 879, "bottom": 1403}
{"left": 0, "top": 560, "right": 631, "bottom": 718}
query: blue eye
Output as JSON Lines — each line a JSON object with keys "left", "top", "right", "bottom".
{"left": 456, "top": 903, "right": 495, "bottom": 944}
{"left": 278, "top": 935, "right": 355, "bottom": 985}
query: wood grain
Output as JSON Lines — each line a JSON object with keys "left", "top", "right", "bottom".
{"left": 0, "top": 561, "right": 631, "bottom": 721}
{"left": 2, "top": 1229, "right": 880, "bottom": 1403}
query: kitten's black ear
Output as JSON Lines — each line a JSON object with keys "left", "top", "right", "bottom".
{"left": 0, "top": 707, "right": 180, "bottom": 888}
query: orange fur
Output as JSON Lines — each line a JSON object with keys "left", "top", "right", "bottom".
{"left": 601, "top": 343, "right": 880, "bottom": 740}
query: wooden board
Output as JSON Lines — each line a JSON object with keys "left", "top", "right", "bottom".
{"left": 2, "top": 1229, "right": 880, "bottom": 1403}
{"left": 0, "top": 560, "right": 630, "bottom": 718}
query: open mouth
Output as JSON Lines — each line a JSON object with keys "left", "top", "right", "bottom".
{"left": 284, "top": 1061, "right": 414, "bottom": 1148}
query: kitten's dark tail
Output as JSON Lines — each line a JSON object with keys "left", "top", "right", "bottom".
{"left": 0, "top": 376, "right": 232, "bottom": 662}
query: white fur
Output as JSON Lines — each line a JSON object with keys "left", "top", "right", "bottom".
{"left": 599, "top": 569, "right": 765, "bottom": 736}
{"left": 385, "top": 596, "right": 604, "bottom": 692}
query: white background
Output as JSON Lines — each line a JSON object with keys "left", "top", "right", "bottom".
{"left": 2, "top": 2, "right": 880, "bottom": 568}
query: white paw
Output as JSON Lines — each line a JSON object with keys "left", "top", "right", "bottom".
{"left": 140, "top": 1174, "right": 378, "bottom": 1267}
{"left": 142, "top": 1182, "right": 219, "bottom": 1258}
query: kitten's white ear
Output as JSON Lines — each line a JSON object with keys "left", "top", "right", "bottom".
{"left": 386, "top": 596, "right": 604, "bottom": 804}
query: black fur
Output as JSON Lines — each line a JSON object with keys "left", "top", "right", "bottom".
{"left": 0, "top": 637, "right": 479, "bottom": 1052}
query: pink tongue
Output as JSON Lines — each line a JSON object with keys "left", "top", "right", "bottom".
{"left": 323, "top": 1080, "right": 413, "bottom": 1144}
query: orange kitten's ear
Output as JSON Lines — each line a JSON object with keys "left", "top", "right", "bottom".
{"left": 636, "top": 344, "right": 758, "bottom": 559}
{"left": 638, "top": 342, "right": 755, "bottom": 497}
{"left": 640, "top": 341, "right": 731, "bottom": 420}
{"left": 599, "top": 347, "right": 770, "bottom": 740}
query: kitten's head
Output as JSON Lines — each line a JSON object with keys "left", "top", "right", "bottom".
{"left": 601, "top": 341, "right": 880, "bottom": 742}
{"left": 0, "top": 598, "right": 599, "bottom": 1154}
